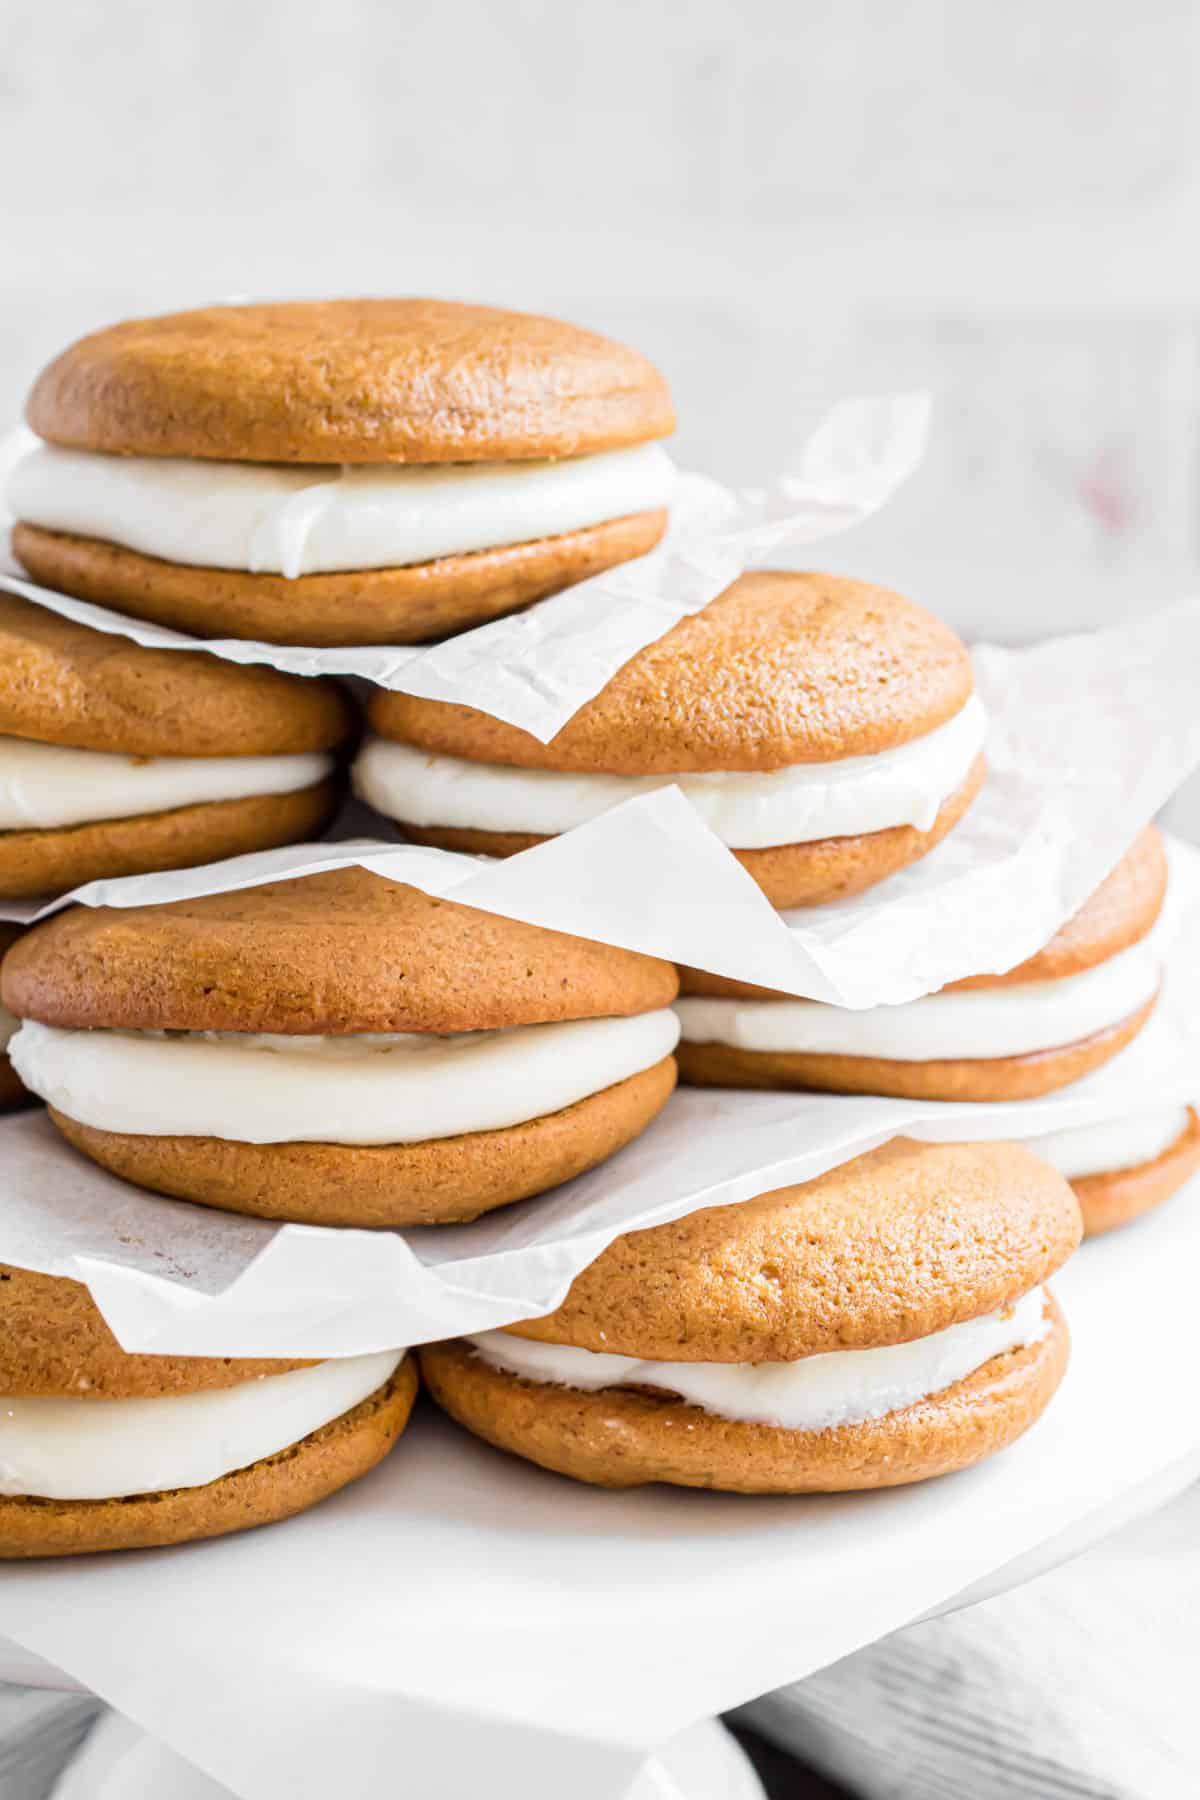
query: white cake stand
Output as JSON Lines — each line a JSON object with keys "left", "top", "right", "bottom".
{"left": 45, "top": 1711, "right": 764, "bottom": 1800}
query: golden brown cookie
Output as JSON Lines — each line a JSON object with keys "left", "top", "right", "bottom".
{"left": 367, "top": 572, "right": 982, "bottom": 906}
{"left": 6, "top": 867, "right": 679, "bottom": 1227}
{"left": 47, "top": 1056, "right": 676, "bottom": 1229}
{"left": 0, "top": 1362, "right": 416, "bottom": 1558}
{"left": 3, "top": 866, "right": 678, "bottom": 1034}
{"left": 0, "top": 1262, "right": 308, "bottom": 1397}
{"left": 0, "top": 778, "right": 341, "bottom": 902}
{"left": 0, "top": 589, "right": 353, "bottom": 754}
{"left": 675, "top": 998, "right": 1156, "bottom": 1103}
{"left": 27, "top": 299, "right": 676, "bottom": 464}
{"left": 506, "top": 1138, "right": 1081, "bottom": 1361}
{"left": 12, "top": 512, "right": 667, "bottom": 649}
{"left": 676, "top": 827, "right": 1164, "bottom": 1101}
{"left": 420, "top": 1306, "right": 1067, "bottom": 1493}
{"left": 681, "top": 826, "right": 1168, "bottom": 1002}
{"left": 1072, "top": 1106, "right": 1200, "bottom": 1237}
{"left": 405, "top": 758, "right": 986, "bottom": 911}
{"left": 371, "top": 571, "right": 974, "bottom": 772}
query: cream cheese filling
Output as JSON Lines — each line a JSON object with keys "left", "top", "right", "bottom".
{"left": 9, "top": 1010, "right": 680, "bottom": 1145}
{"left": 353, "top": 695, "right": 987, "bottom": 851}
{"left": 0, "top": 737, "right": 333, "bottom": 831}
{"left": 467, "top": 1288, "right": 1050, "bottom": 1432}
{"left": 7, "top": 441, "right": 677, "bottom": 578}
{"left": 1023, "top": 1105, "right": 1192, "bottom": 1180}
{"left": 675, "top": 940, "right": 1159, "bottom": 1061}
{"left": 0, "top": 1349, "right": 404, "bottom": 1501}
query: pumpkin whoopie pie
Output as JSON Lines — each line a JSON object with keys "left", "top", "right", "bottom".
{"left": 356, "top": 571, "right": 987, "bottom": 909}
{"left": 0, "top": 1263, "right": 413, "bottom": 1557}
{"left": 8, "top": 298, "right": 676, "bottom": 647}
{"left": 0, "top": 592, "right": 351, "bottom": 898}
{"left": 2, "top": 867, "right": 680, "bottom": 1227}
{"left": 0, "top": 923, "right": 30, "bottom": 1110}
{"left": 421, "top": 1138, "right": 1078, "bottom": 1493}
{"left": 1021, "top": 1101, "right": 1200, "bottom": 1237}
{"left": 675, "top": 825, "right": 1166, "bottom": 1101}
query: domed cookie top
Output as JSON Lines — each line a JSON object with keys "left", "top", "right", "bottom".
{"left": 370, "top": 572, "right": 975, "bottom": 774}
{"left": 506, "top": 1138, "right": 1080, "bottom": 1362}
{"left": 26, "top": 298, "right": 676, "bottom": 466}
{"left": 0, "top": 590, "right": 352, "bottom": 756}
{"left": 2, "top": 866, "right": 679, "bottom": 1035}
{"left": 0, "top": 1264, "right": 307, "bottom": 1397}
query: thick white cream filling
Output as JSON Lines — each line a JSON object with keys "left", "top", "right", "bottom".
{"left": 353, "top": 695, "right": 987, "bottom": 851}
{"left": 0, "top": 736, "right": 332, "bottom": 831}
{"left": 675, "top": 940, "right": 1159, "bottom": 1061}
{"left": 468, "top": 1288, "right": 1050, "bottom": 1432}
{"left": 9, "top": 1009, "right": 680, "bottom": 1145}
{"left": 7, "top": 442, "right": 677, "bottom": 578}
{"left": 0, "top": 1349, "right": 403, "bottom": 1501}
{"left": 1024, "top": 1105, "right": 1192, "bottom": 1180}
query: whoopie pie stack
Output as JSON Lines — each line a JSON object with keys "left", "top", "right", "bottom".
{"left": 0, "top": 291, "right": 1188, "bottom": 1552}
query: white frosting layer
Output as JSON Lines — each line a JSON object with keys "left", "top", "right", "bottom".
{"left": 353, "top": 695, "right": 987, "bottom": 851}
{"left": 468, "top": 1288, "right": 1049, "bottom": 1432}
{"left": 0, "top": 1349, "right": 403, "bottom": 1500}
{"left": 7, "top": 442, "right": 677, "bottom": 578}
{"left": 675, "top": 940, "right": 1159, "bottom": 1061}
{"left": 10, "top": 1010, "right": 680, "bottom": 1145}
{"left": 1025, "top": 1105, "right": 1192, "bottom": 1180}
{"left": 0, "top": 737, "right": 332, "bottom": 831}
{"left": 0, "top": 1004, "right": 15, "bottom": 1055}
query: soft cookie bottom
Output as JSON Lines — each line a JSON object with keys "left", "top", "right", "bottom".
{"left": 1074, "top": 1107, "right": 1200, "bottom": 1237}
{"left": 399, "top": 757, "right": 985, "bottom": 909}
{"left": 0, "top": 1363, "right": 416, "bottom": 1558}
{"left": 12, "top": 512, "right": 667, "bottom": 648}
{"left": 46, "top": 1057, "right": 677, "bottom": 1228}
{"left": 420, "top": 1299, "right": 1068, "bottom": 1493}
{"left": 0, "top": 779, "right": 339, "bottom": 900}
{"left": 676, "top": 998, "right": 1155, "bottom": 1103}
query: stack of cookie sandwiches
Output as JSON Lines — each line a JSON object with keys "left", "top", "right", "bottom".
{"left": 2, "top": 868, "right": 680, "bottom": 1228}
{"left": 0, "top": 1265, "right": 413, "bottom": 1557}
{"left": 355, "top": 570, "right": 987, "bottom": 905}
{"left": 7, "top": 299, "right": 677, "bottom": 647}
{"left": 0, "top": 591, "right": 351, "bottom": 898}
{"left": 422, "top": 1139, "right": 1080, "bottom": 1492}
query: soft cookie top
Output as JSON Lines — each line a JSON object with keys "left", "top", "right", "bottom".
{"left": 504, "top": 1138, "right": 1081, "bottom": 1362}
{"left": 0, "top": 1263, "right": 309, "bottom": 1397}
{"left": 681, "top": 824, "right": 1167, "bottom": 1000}
{"left": 0, "top": 591, "right": 352, "bottom": 756}
{"left": 370, "top": 572, "right": 975, "bottom": 774}
{"left": 26, "top": 298, "right": 676, "bottom": 466}
{"left": 2, "top": 866, "right": 679, "bottom": 1035}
